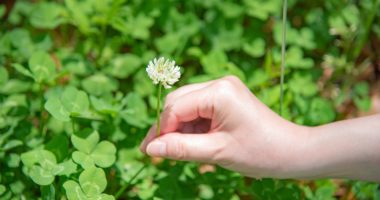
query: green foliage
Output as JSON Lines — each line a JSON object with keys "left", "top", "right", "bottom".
{"left": 45, "top": 86, "right": 90, "bottom": 121}
{"left": 72, "top": 130, "right": 116, "bottom": 169}
{"left": 63, "top": 167, "right": 114, "bottom": 200}
{"left": 0, "top": 0, "right": 378, "bottom": 199}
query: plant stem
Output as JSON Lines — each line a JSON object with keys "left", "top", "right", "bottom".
{"left": 114, "top": 165, "right": 146, "bottom": 199}
{"left": 279, "top": 0, "right": 287, "bottom": 116}
{"left": 71, "top": 118, "right": 76, "bottom": 134}
{"left": 156, "top": 84, "right": 163, "bottom": 136}
{"left": 352, "top": 0, "right": 379, "bottom": 59}
{"left": 39, "top": 84, "right": 46, "bottom": 136}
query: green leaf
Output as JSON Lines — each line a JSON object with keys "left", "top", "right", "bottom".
{"left": 354, "top": 82, "right": 369, "bottom": 96}
{"left": 12, "top": 63, "right": 34, "bottom": 78}
{"left": 30, "top": 2, "right": 64, "bottom": 29}
{"left": 63, "top": 178, "right": 115, "bottom": 200}
{"left": 7, "top": 153, "right": 20, "bottom": 168}
{"left": 212, "top": 24, "right": 242, "bottom": 50}
{"left": 63, "top": 180, "right": 87, "bottom": 200}
{"left": 0, "top": 67, "right": 9, "bottom": 85}
{"left": 0, "top": 5, "right": 5, "bottom": 18}
{"left": 45, "top": 87, "right": 90, "bottom": 121}
{"left": 57, "top": 159, "right": 77, "bottom": 176}
{"left": 107, "top": 54, "right": 141, "bottom": 78}
{"left": 201, "top": 50, "right": 228, "bottom": 75}
{"left": 71, "top": 130, "right": 99, "bottom": 154}
{"left": 21, "top": 149, "right": 57, "bottom": 167}
{"left": 288, "top": 73, "right": 318, "bottom": 97}
{"left": 130, "top": 15, "right": 154, "bottom": 39}
{"left": 29, "top": 165, "right": 55, "bottom": 185}
{"left": 91, "top": 141, "right": 116, "bottom": 168}
{"left": 285, "top": 47, "right": 314, "bottom": 69}
{"left": 72, "top": 151, "right": 95, "bottom": 169}
{"left": 354, "top": 97, "right": 371, "bottom": 112}
{"left": 82, "top": 74, "right": 118, "bottom": 96}
{"left": 9, "top": 181, "right": 25, "bottom": 195}
{"left": 28, "top": 51, "right": 56, "bottom": 83}
{"left": 247, "top": 69, "right": 269, "bottom": 88}
{"left": 274, "top": 22, "right": 316, "bottom": 50}
{"left": 61, "top": 86, "right": 90, "bottom": 115}
{"left": 0, "top": 184, "right": 5, "bottom": 196}
{"left": 45, "top": 134, "right": 69, "bottom": 162}
{"left": 64, "top": 0, "right": 94, "bottom": 34}
{"left": 79, "top": 167, "right": 107, "bottom": 195}
{"left": 243, "top": 38, "right": 266, "bottom": 57}
{"left": 90, "top": 96, "right": 118, "bottom": 115}
{"left": 45, "top": 94, "right": 71, "bottom": 122}
{"left": 3, "top": 139, "right": 23, "bottom": 151}
{"left": 155, "top": 33, "right": 182, "bottom": 55}
{"left": 71, "top": 130, "right": 116, "bottom": 168}
{"left": 0, "top": 79, "right": 31, "bottom": 94}
{"left": 307, "top": 98, "right": 336, "bottom": 125}
{"left": 98, "top": 194, "right": 116, "bottom": 200}
{"left": 41, "top": 185, "right": 56, "bottom": 200}
{"left": 133, "top": 69, "right": 154, "bottom": 97}
{"left": 121, "top": 93, "right": 149, "bottom": 128}
{"left": 217, "top": 1, "right": 244, "bottom": 18}
{"left": 244, "top": 0, "right": 281, "bottom": 20}
{"left": 258, "top": 86, "right": 281, "bottom": 107}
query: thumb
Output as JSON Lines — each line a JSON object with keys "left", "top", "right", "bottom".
{"left": 146, "top": 132, "right": 226, "bottom": 163}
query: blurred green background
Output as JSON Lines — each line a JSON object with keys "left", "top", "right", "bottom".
{"left": 0, "top": 0, "right": 379, "bottom": 199}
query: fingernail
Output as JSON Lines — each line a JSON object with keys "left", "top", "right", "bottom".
{"left": 146, "top": 141, "right": 166, "bottom": 156}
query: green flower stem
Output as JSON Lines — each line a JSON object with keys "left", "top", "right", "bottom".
{"left": 39, "top": 84, "right": 46, "bottom": 136}
{"left": 114, "top": 165, "right": 146, "bottom": 199}
{"left": 156, "top": 84, "right": 163, "bottom": 136}
{"left": 71, "top": 118, "right": 76, "bottom": 134}
{"left": 279, "top": 0, "right": 287, "bottom": 116}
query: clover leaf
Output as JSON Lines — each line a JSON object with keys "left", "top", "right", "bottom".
{"left": 12, "top": 51, "right": 56, "bottom": 83}
{"left": 82, "top": 74, "right": 118, "bottom": 96}
{"left": 30, "top": 2, "right": 64, "bottom": 29}
{"left": 63, "top": 167, "right": 115, "bottom": 200}
{"left": 121, "top": 93, "right": 150, "bottom": 128}
{"left": 288, "top": 73, "right": 318, "bottom": 97}
{"left": 71, "top": 130, "right": 116, "bottom": 169}
{"left": 45, "top": 86, "right": 90, "bottom": 122}
{"left": 243, "top": 38, "right": 266, "bottom": 58}
{"left": 273, "top": 46, "right": 314, "bottom": 69}
{"left": 90, "top": 96, "right": 119, "bottom": 116}
{"left": 0, "top": 184, "right": 5, "bottom": 196}
{"left": 106, "top": 54, "right": 141, "bottom": 79}
{"left": 353, "top": 82, "right": 371, "bottom": 112}
{"left": 0, "top": 67, "right": 9, "bottom": 86}
{"left": 21, "top": 149, "right": 77, "bottom": 185}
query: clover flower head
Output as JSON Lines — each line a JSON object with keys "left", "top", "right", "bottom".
{"left": 146, "top": 57, "right": 181, "bottom": 89}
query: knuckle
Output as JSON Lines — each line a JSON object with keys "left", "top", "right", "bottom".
{"left": 164, "top": 92, "right": 176, "bottom": 107}
{"left": 210, "top": 139, "right": 231, "bottom": 165}
{"left": 222, "top": 75, "right": 240, "bottom": 84}
{"left": 166, "top": 136, "right": 187, "bottom": 160}
{"left": 212, "top": 79, "right": 236, "bottom": 100}
{"left": 213, "top": 79, "right": 234, "bottom": 90}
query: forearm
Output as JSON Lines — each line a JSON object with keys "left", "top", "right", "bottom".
{"left": 289, "top": 114, "right": 380, "bottom": 182}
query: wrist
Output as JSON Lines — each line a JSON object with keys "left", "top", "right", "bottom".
{"left": 281, "top": 123, "right": 375, "bottom": 180}
{"left": 275, "top": 124, "right": 324, "bottom": 179}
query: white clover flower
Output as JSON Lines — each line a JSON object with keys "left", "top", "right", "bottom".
{"left": 146, "top": 57, "right": 181, "bottom": 89}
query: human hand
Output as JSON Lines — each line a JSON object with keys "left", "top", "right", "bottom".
{"left": 140, "top": 76, "right": 309, "bottom": 179}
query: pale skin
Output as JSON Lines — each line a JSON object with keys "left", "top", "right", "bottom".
{"left": 140, "top": 76, "right": 380, "bottom": 182}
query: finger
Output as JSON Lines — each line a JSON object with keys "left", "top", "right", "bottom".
{"left": 140, "top": 125, "right": 157, "bottom": 154}
{"left": 160, "top": 87, "right": 216, "bottom": 133}
{"left": 141, "top": 83, "right": 212, "bottom": 154}
{"left": 177, "top": 118, "right": 211, "bottom": 133}
{"left": 164, "top": 81, "right": 213, "bottom": 107}
{"left": 146, "top": 132, "right": 226, "bottom": 163}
